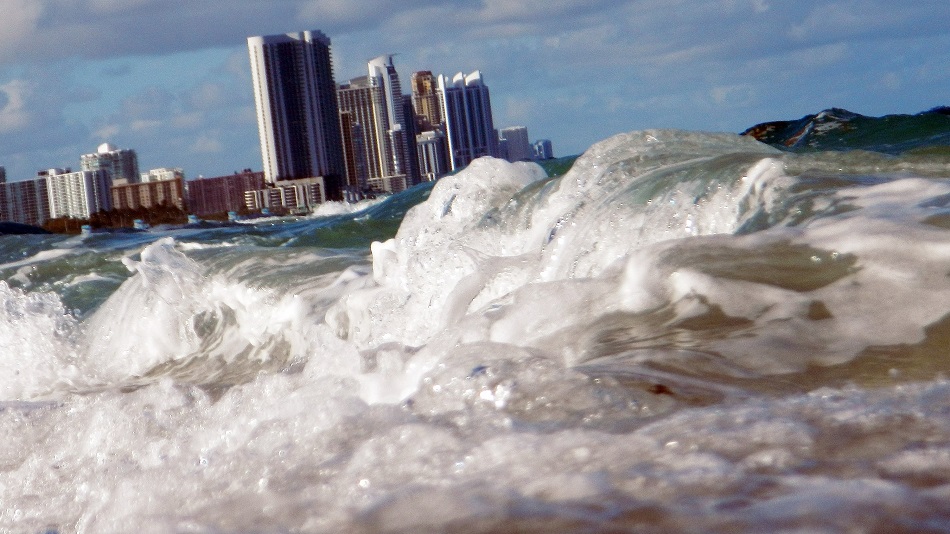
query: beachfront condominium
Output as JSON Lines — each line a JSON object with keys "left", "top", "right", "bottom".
{"left": 438, "top": 71, "right": 499, "bottom": 171}
{"left": 533, "top": 139, "right": 555, "bottom": 160}
{"left": 499, "top": 126, "right": 533, "bottom": 162}
{"left": 45, "top": 168, "right": 112, "bottom": 220}
{"left": 411, "top": 71, "right": 441, "bottom": 132}
{"left": 0, "top": 175, "right": 50, "bottom": 226}
{"left": 80, "top": 143, "right": 140, "bottom": 183}
{"left": 247, "top": 30, "right": 345, "bottom": 199}
{"left": 337, "top": 55, "right": 415, "bottom": 193}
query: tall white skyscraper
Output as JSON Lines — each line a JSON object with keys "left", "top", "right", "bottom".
{"left": 368, "top": 55, "right": 411, "bottom": 182}
{"left": 247, "top": 30, "right": 345, "bottom": 199}
{"left": 438, "top": 71, "right": 499, "bottom": 171}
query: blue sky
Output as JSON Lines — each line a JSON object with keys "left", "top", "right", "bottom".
{"left": 0, "top": 0, "right": 947, "bottom": 181}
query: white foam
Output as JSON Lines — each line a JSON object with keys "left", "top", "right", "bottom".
{"left": 0, "top": 282, "right": 80, "bottom": 399}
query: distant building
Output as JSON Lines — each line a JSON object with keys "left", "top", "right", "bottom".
{"left": 337, "top": 55, "right": 415, "bottom": 193}
{"left": 338, "top": 111, "right": 369, "bottom": 194}
{"left": 185, "top": 170, "right": 265, "bottom": 216}
{"left": 111, "top": 177, "right": 185, "bottom": 211}
{"left": 533, "top": 139, "right": 554, "bottom": 160}
{"left": 247, "top": 31, "right": 345, "bottom": 199}
{"left": 401, "top": 93, "right": 421, "bottom": 187}
{"left": 80, "top": 143, "right": 140, "bottom": 184}
{"left": 141, "top": 167, "right": 184, "bottom": 183}
{"left": 244, "top": 177, "right": 326, "bottom": 214}
{"left": 438, "top": 71, "right": 499, "bottom": 171}
{"left": 411, "top": 71, "right": 442, "bottom": 132}
{"left": 416, "top": 131, "right": 450, "bottom": 182}
{"left": 499, "top": 126, "right": 533, "bottom": 162}
{"left": 0, "top": 172, "right": 50, "bottom": 226}
{"left": 45, "top": 168, "right": 112, "bottom": 219}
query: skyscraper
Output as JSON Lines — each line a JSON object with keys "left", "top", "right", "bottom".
{"left": 0, "top": 176, "right": 49, "bottom": 226}
{"left": 80, "top": 143, "right": 139, "bottom": 183}
{"left": 438, "top": 71, "right": 499, "bottom": 171}
{"left": 337, "top": 55, "right": 417, "bottom": 193}
{"left": 533, "top": 139, "right": 555, "bottom": 160}
{"left": 45, "top": 168, "right": 111, "bottom": 219}
{"left": 247, "top": 30, "right": 345, "bottom": 199}
{"left": 499, "top": 126, "right": 533, "bottom": 162}
{"left": 411, "top": 71, "right": 441, "bottom": 132}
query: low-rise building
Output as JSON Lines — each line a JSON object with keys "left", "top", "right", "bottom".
{"left": 111, "top": 176, "right": 185, "bottom": 211}
{"left": 244, "top": 177, "right": 326, "bottom": 214}
{"left": 185, "top": 170, "right": 265, "bottom": 217}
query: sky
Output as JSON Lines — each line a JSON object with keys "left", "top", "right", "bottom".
{"left": 0, "top": 0, "right": 948, "bottom": 181}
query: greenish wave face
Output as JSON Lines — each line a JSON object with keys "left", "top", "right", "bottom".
{"left": 744, "top": 107, "right": 950, "bottom": 154}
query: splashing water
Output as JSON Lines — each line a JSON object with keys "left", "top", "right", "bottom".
{"left": 3, "top": 128, "right": 950, "bottom": 532}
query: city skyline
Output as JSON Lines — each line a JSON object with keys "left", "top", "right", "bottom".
{"left": 0, "top": 1, "right": 947, "bottom": 182}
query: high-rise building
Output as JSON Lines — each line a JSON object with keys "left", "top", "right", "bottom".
{"left": 247, "top": 30, "right": 345, "bottom": 199}
{"left": 438, "top": 71, "right": 499, "bottom": 171}
{"left": 499, "top": 126, "right": 533, "bottom": 162}
{"left": 411, "top": 71, "right": 441, "bottom": 132}
{"left": 80, "top": 143, "right": 139, "bottom": 183}
{"left": 45, "top": 168, "right": 112, "bottom": 219}
{"left": 0, "top": 175, "right": 49, "bottom": 226}
{"left": 338, "top": 111, "right": 369, "bottom": 193}
{"left": 337, "top": 55, "right": 416, "bottom": 193}
{"left": 416, "top": 131, "right": 450, "bottom": 182}
{"left": 401, "top": 94, "right": 421, "bottom": 187}
{"left": 533, "top": 139, "right": 555, "bottom": 160}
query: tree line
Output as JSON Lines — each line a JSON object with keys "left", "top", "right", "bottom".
{"left": 43, "top": 203, "right": 188, "bottom": 233}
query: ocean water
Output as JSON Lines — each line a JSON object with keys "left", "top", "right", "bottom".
{"left": 3, "top": 115, "right": 950, "bottom": 532}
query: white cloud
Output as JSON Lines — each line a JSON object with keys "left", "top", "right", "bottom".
{"left": 130, "top": 118, "right": 163, "bottom": 132}
{"left": 0, "top": 0, "right": 43, "bottom": 61}
{"left": 95, "top": 123, "right": 121, "bottom": 140}
{"left": 0, "top": 79, "right": 31, "bottom": 133}
{"left": 192, "top": 133, "right": 223, "bottom": 154}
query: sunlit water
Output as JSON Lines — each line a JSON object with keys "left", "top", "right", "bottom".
{"left": 3, "top": 128, "right": 950, "bottom": 532}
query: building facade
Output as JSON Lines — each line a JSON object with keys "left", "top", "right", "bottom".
{"left": 499, "top": 126, "right": 533, "bottom": 162}
{"left": 80, "top": 143, "right": 140, "bottom": 183}
{"left": 411, "top": 71, "right": 442, "bottom": 132}
{"left": 533, "top": 139, "right": 555, "bottom": 160}
{"left": 244, "top": 177, "right": 326, "bottom": 214}
{"left": 45, "top": 168, "right": 112, "bottom": 219}
{"left": 141, "top": 167, "right": 185, "bottom": 183}
{"left": 416, "top": 131, "right": 450, "bottom": 182}
{"left": 438, "top": 71, "right": 499, "bottom": 171}
{"left": 247, "top": 30, "right": 345, "bottom": 199}
{"left": 337, "top": 55, "right": 417, "bottom": 194}
{"left": 111, "top": 177, "right": 185, "bottom": 211}
{"left": 0, "top": 173, "right": 50, "bottom": 226}
{"left": 185, "top": 170, "right": 266, "bottom": 217}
